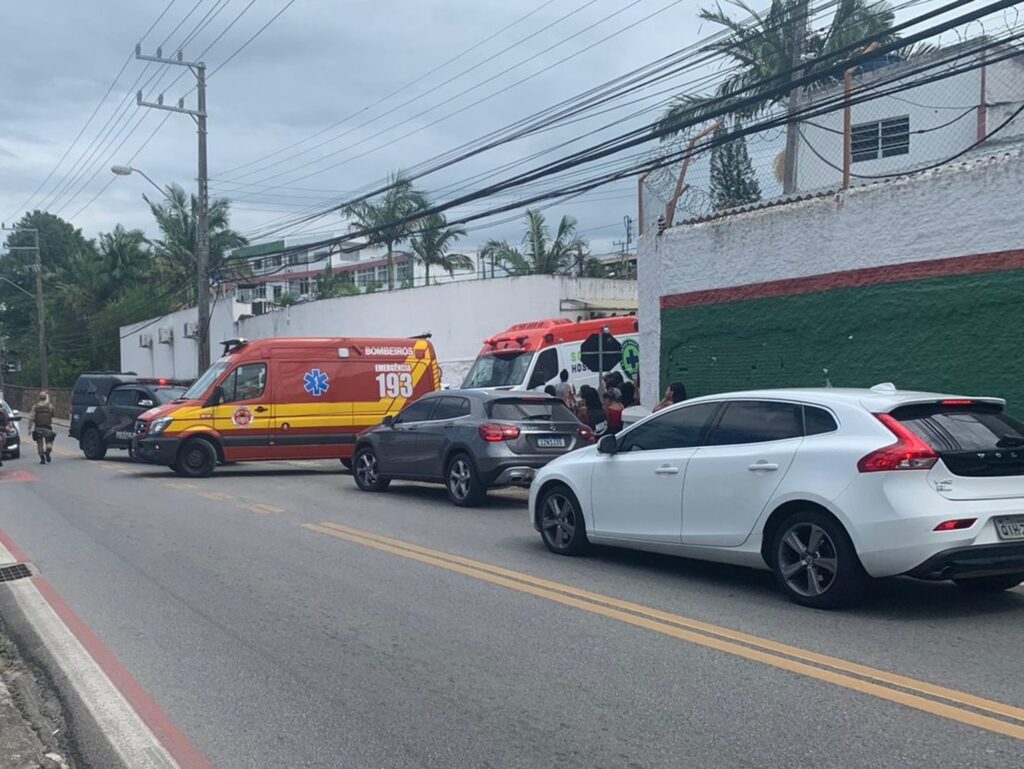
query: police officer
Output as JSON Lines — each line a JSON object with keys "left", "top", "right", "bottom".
{"left": 30, "top": 391, "right": 56, "bottom": 464}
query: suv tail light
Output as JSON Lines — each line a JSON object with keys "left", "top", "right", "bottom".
{"left": 479, "top": 423, "right": 521, "bottom": 442}
{"left": 577, "top": 426, "right": 596, "bottom": 444}
{"left": 858, "top": 414, "right": 938, "bottom": 472}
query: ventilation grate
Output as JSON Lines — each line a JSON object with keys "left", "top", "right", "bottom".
{"left": 0, "top": 563, "right": 31, "bottom": 582}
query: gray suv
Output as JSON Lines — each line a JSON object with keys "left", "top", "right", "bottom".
{"left": 352, "top": 390, "right": 595, "bottom": 506}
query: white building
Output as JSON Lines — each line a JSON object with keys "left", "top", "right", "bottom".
{"left": 231, "top": 235, "right": 478, "bottom": 313}
{"left": 795, "top": 43, "right": 1024, "bottom": 192}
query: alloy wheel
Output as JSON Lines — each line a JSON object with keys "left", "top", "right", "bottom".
{"left": 448, "top": 459, "right": 472, "bottom": 501}
{"left": 541, "top": 493, "right": 576, "bottom": 550}
{"left": 777, "top": 522, "right": 839, "bottom": 598}
{"left": 356, "top": 452, "right": 378, "bottom": 486}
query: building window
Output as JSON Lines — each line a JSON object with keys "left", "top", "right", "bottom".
{"left": 253, "top": 284, "right": 266, "bottom": 299}
{"left": 252, "top": 258, "right": 263, "bottom": 271}
{"left": 396, "top": 262, "right": 412, "bottom": 283}
{"left": 355, "top": 268, "right": 376, "bottom": 288}
{"left": 297, "top": 278, "right": 310, "bottom": 295}
{"left": 851, "top": 116, "right": 910, "bottom": 162}
{"left": 273, "top": 285, "right": 283, "bottom": 301}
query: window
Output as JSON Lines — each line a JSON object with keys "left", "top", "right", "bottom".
{"left": 462, "top": 352, "right": 535, "bottom": 388}
{"left": 272, "top": 285, "right": 283, "bottom": 301}
{"left": 527, "top": 348, "right": 559, "bottom": 389}
{"left": 109, "top": 388, "right": 136, "bottom": 407}
{"left": 297, "top": 278, "right": 310, "bottom": 296}
{"left": 893, "top": 403, "right": 1024, "bottom": 453}
{"left": 396, "top": 262, "right": 413, "bottom": 284}
{"left": 618, "top": 402, "right": 721, "bottom": 452}
{"left": 804, "top": 406, "right": 838, "bottom": 436}
{"left": 488, "top": 398, "right": 576, "bottom": 422}
{"left": 221, "top": 364, "right": 267, "bottom": 404}
{"left": 252, "top": 259, "right": 263, "bottom": 271}
{"left": 433, "top": 397, "right": 471, "bottom": 421}
{"left": 396, "top": 398, "right": 437, "bottom": 424}
{"left": 851, "top": 116, "right": 910, "bottom": 162}
{"left": 253, "top": 284, "right": 267, "bottom": 299}
{"left": 355, "top": 268, "right": 376, "bottom": 288}
{"left": 707, "top": 401, "right": 804, "bottom": 446}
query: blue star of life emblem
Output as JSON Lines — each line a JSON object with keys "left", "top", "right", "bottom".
{"left": 303, "top": 368, "right": 330, "bottom": 397}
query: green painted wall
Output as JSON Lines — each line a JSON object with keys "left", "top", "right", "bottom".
{"left": 660, "top": 268, "right": 1024, "bottom": 409}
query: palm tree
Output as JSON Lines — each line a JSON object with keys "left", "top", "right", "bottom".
{"left": 98, "top": 224, "right": 150, "bottom": 289}
{"left": 145, "top": 184, "right": 248, "bottom": 301}
{"left": 482, "top": 210, "right": 587, "bottom": 276}
{"left": 656, "top": 0, "right": 901, "bottom": 137}
{"left": 409, "top": 213, "right": 472, "bottom": 285}
{"left": 343, "top": 172, "right": 427, "bottom": 290}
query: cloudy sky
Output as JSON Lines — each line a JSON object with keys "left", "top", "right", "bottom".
{"left": 0, "top": 0, "right": 967, "bottom": 256}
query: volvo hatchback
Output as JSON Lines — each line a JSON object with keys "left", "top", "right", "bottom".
{"left": 529, "top": 384, "right": 1024, "bottom": 608}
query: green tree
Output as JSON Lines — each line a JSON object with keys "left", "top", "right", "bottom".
{"left": 656, "top": 0, "right": 901, "bottom": 137}
{"left": 343, "top": 172, "right": 427, "bottom": 291}
{"left": 145, "top": 184, "right": 248, "bottom": 302}
{"left": 409, "top": 213, "right": 472, "bottom": 285}
{"left": 480, "top": 210, "right": 587, "bottom": 276}
{"left": 97, "top": 224, "right": 150, "bottom": 289}
{"left": 316, "top": 264, "right": 360, "bottom": 298}
{"left": 709, "top": 124, "right": 762, "bottom": 209}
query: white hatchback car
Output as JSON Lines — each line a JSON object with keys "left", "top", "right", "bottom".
{"left": 529, "top": 384, "right": 1024, "bottom": 608}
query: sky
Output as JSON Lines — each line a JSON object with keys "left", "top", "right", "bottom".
{"left": 0, "top": 0, "right": 970, "bottom": 257}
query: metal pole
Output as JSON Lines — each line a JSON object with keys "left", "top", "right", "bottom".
{"left": 783, "top": 0, "right": 807, "bottom": 195}
{"left": 33, "top": 230, "right": 46, "bottom": 389}
{"left": 196, "top": 63, "right": 211, "bottom": 373}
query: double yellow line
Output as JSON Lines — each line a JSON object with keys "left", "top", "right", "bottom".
{"left": 303, "top": 520, "right": 1024, "bottom": 741}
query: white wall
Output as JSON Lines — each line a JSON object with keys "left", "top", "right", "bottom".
{"left": 638, "top": 150, "right": 1024, "bottom": 406}
{"left": 122, "top": 276, "right": 637, "bottom": 386}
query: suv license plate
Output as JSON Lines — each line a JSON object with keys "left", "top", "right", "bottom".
{"left": 536, "top": 437, "right": 566, "bottom": 449}
{"left": 993, "top": 516, "right": 1024, "bottom": 541}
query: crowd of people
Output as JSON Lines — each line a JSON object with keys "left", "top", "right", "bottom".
{"left": 545, "top": 369, "right": 665, "bottom": 438}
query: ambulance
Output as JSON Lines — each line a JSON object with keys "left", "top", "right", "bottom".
{"left": 462, "top": 316, "right": 639, "bottom": 392}
{"left": 134, "top": 336, "right": 440, "bottom": 477}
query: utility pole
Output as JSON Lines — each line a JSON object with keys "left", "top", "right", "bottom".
{"left": 134, "top": 44, "right": 211, "bottom": 373}
{"left": 622, "top": 215, "right": 633, "bottom": 278}
{"left": 783, "top": 0, "right": 808, "bottom": 195}
{"left": 1, "top": 224, "right": 46, "bottom": 389}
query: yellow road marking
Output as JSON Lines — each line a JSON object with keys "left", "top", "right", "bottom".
{"left": 199, "top": 491, "right": 234, "bottom": 502}
{"left": 303, "top": 521, "right": 1024, "bottom": 741}
{"left": 248, "top": 502, "right": 284, "bottom": 514}
{"left": 164, "top": 481, "right": 199, "bottom": 491}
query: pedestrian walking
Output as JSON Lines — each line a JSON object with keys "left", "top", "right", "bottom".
{"left": 0, "top": 406, "right": 9, "bottom": 468}
{"left": 30, "top": 391, "right": 56, "bottom": 465}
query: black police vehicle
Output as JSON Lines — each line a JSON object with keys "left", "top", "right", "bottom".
{"left": 70, "top": 373, "right": 188, "bottom": 460}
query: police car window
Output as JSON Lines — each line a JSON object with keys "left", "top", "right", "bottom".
{"left": 222, "top": 364, "right": 267, "bottom": 404}
{"left": 396, "top": 399, "right": 436, "bottom": 424}
{"left": 619, "top": 402, "right": 720, "bottom": 452}
{"left": 109, "top": 388, "right": 136, "bottom": 407}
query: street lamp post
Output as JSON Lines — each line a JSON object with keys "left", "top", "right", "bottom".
{"left": 111, "top": 165, "right": 169, "bottom": 200}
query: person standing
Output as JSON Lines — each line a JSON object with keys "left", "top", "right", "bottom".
{"left": 602, "top": 390, "right": 624, "bottom": 435}
{"left": 553, "top": 369, "right": 576, "bottom": 409}
{"left": 653, "top": 382, "right": 687, "bottom": 413}
{"left": 578, "top": 385, "right": 608, "bottom": 437}
{"left": 30, "top": 391, "right": 56, "bottom": 465}
{"left": 0, "top": 406, "right": 9, "bottom": 468}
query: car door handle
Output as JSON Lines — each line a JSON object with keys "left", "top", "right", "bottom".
{"left": 654, "top": 465, "right": 679, "bottom": 475}
{"left": 748, "top": 462, "right": 779, "bottom": 471}
{"left": 254, "top": 406, "right": 269, "bottom": 413}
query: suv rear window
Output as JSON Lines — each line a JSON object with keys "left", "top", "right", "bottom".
{"left": 488, "top": 398, "right": 577, "bottom": 422}
{"left": 892, "top": 402, "right": 1024, "bottom": 476}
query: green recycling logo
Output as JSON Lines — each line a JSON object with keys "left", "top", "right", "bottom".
{"left": 621, "top": 339, "right": 640, "bottom": 377}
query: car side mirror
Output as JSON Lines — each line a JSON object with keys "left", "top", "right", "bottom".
{"left": 597, "top": 434, "right": 618, "bottom": 455}
{"left": 382, "top": 415, "right": 395, "bottom": 428}
{"left": 138, "top": 399, "right": 154, "bottom": 408}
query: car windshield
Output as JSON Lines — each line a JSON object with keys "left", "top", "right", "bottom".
{"left": 488, "top": 398, "right": 578, "bottom": 422}
{"left": 180, "top": 361, "right": 229, "bottom": 401}
{"left": 463, "top": 352, "right": 534, "bottom": 388}
{"left": 155, "top": 387, "right": 187, "bottom": 403}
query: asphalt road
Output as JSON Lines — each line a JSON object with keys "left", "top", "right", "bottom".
{"left": 1, "top": 442, "right": 1023, "bottom": 768}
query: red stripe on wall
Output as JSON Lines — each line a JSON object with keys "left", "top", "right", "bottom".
{"left": 660, "top": 249, "right": 1024, "bottom": 309}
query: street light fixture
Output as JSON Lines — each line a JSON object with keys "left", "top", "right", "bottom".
{"left": 110, "top": 165, "right": 169, "bottom": 200}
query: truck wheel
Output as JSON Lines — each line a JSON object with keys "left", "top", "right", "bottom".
{"left": 81, "top": 427, "right": 107, "bottom": 460}
{"left": 174, "top": 438, "right": 217, "bottom": 478}
{"left": 446, "top": 453, "right": 486, "bottom": 507}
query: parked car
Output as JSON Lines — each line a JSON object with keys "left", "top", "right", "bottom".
{"left": 353, "top": 390, "right": 595, "bottom": 506}
{"left": 1, "top": 399, "right": 22, "bottom": 460}
{"left": 529, "top": 384, "right": 1024, "bottom": 608}
{"left": 70, "top": 373, "right": 189, "bottom": 460}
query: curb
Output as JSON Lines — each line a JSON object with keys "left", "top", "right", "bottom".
{"left": 0, "top": 534, "right": 210, "bottom": 769}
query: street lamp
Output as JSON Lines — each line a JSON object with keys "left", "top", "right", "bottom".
{"left": 110, "top": 165, "right": 169, "bottom": 200}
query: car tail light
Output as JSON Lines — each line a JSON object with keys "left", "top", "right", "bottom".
{"left": 857, "top": 414, "right": 938, "bottom": 472}
{"left": 934, "top": 519, "right": 976, "bottom": 531}
{"left": 479, "top": 423, "right": 520, "bottom": 442}
{"left": 577, "top": 426, "right": 596, "bottom": 444}
{"left": 941, "top": 399, "right": 974, "bottom": 406}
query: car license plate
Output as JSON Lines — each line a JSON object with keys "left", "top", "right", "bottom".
{"left": 536, "top": 436, "right": 567, "bottom": 449}
{"left": 993, "top": 516, "right": 1024, "bottom": 541}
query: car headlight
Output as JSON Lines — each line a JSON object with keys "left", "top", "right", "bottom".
{"left": 150, "top": 417, "right": 174, "bottom": 435}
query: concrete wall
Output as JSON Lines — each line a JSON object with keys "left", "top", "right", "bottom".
{"left": 638, "top": 150, "right": 1024, "bottom": 408}
{"left": 122, "top": 276, "right": 637, "bottom": 386}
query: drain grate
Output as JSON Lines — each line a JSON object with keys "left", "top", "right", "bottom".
{"left": 0, "top": 563, "right": 31, "bottom": 582}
